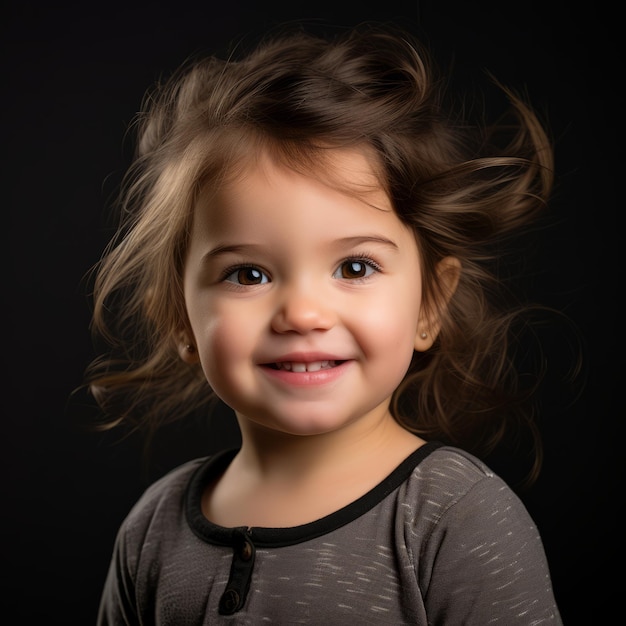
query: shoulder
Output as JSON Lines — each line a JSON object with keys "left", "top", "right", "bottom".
{"left": 119, "top": 457, "right": 208, "bottom": 542}
{"left": 415, "top": 443, "right": 497, "bottom": 488}
{"left": 397, "top": 445, "right": 562, "bottom": 622}
{"left": 413, "top": 443, "right": 509, "bottom": 495}
{"left": 401, "top": 444, "right": 535, "bottom": 535}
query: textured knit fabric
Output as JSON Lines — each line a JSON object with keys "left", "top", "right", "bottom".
{"left": 97, "top": 442, "right": 562, "bottom": 624}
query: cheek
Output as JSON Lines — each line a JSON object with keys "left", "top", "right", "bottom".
{"left": 368, "top": 313, "right": 418, "bottom": 366}
{"left": 195, "top": 311, "right": 250, "bottom": 376}
{"left": 191, "top": 304, "right": 271, "bottom": 411}
{"left": 355, "top": 281, "right": 422, "bottom": 347}
{"left": 363, "top": 277, "right": 422, "bottom": 368}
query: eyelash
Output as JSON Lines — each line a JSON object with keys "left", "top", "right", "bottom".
{"left": 219, "top": 255, "right": 383, "bottom": 286}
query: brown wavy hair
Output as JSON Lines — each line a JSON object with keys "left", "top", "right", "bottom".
{"left": 81, "top": 22, "right": 560, "bottom": 485}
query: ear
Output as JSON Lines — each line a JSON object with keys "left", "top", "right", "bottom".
{"left": 177, "top": 331, "right": 200, "bottom": 364}
{"left": 414, "top": 256, "right": 460, "bottom": 351}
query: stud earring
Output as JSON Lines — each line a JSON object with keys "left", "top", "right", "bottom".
{"left": 185, "top": 344, "right": 195, "bottom": 353}
{"left": 420, "top": 331, "right": 427, "bottom": 339}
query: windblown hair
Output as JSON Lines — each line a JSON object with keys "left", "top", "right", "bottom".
{"left": 83, "top": 23, "right": 555, "bottom": 483}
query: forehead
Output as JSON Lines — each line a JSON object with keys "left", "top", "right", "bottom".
{"left": 196, "top": 144, "right": 391, "bottom": 220}
{"left": 187, "top": 146, "right": 422, "bottom": 268}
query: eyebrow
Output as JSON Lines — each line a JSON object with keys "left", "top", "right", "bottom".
{"left": 334, "top": 235, "right": 399, "bottom": 250}
{"left": 203, "top": 243, "right": 265, "bottom": 259}
{"left": 203, "top": 235, "right": 399, "bottom": 261}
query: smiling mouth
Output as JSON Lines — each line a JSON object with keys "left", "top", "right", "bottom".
{"left": 268, "top": 360, "right": 345, "bottom": 372}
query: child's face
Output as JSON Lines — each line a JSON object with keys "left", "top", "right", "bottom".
{"left": 183, "top": 148, "right": 428, "bottom": 437}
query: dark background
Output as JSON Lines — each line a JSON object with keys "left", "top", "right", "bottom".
{"left": 3, "top": 1, "right": 621, "bottom": 623}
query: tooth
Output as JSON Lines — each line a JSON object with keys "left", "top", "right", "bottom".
{"left": 274, "top": 360, "right": 339, "bottom": 372}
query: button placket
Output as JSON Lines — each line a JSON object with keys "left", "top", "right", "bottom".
{"left": 218, "top": 528, "right": 256, "bottom": 615}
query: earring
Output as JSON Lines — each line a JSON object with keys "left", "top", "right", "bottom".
{"left": 420, "top": 331, "right": 427, "bottom": 339}
{"left": 185, "top": 344, "right": 195, "bottom": 353}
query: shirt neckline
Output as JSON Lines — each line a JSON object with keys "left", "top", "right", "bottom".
{"left": 185, "top": 440, "right": 442, "bottom": 548}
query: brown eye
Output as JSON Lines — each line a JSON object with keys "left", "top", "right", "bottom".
{"left": 342, "top": 261, "right": 366, "bottom": 278}
{"left": 224, "top": 267, "right": 269, "bottom": 285}
{"left": 334, "top": 260, "right": 377, "bottom": 280}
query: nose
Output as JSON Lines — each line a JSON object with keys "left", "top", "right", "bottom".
{"left": 271, "top": 280, "right": 336, "bottom": 334}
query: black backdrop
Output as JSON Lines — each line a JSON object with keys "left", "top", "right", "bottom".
{"left": 3, "top": 1, "right": 621, "bottom": 623}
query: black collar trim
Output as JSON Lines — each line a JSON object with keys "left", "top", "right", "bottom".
{"left": 185, "top": 440, "right": 443, "bottom": 548}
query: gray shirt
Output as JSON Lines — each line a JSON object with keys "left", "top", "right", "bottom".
{"left": 98, "top": 441, "right": 562, "bottom": 624}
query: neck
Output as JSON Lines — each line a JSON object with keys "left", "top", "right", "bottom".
{"left": 203, "top": 406, "right": 425, "bottom": 528}
{"left": 233, "top": 406, "right": 422, "bottom": 486}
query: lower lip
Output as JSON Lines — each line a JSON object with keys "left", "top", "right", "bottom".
{"left": 259, "top": 361, "right": 352, "bottom": 387}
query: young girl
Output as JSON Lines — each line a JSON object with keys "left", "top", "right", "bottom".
{"left": 87, "top": 22, "right": 563, "bottom": 624}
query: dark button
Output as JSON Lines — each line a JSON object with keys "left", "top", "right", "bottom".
{"left": 240, "top": 540, "right": 253, "bottom": 561}
{"left": 218, "top": 528, "right": 256, "bottom": 615}
{"left": 219, "top": 588, "right": 240, "bottom": 614}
